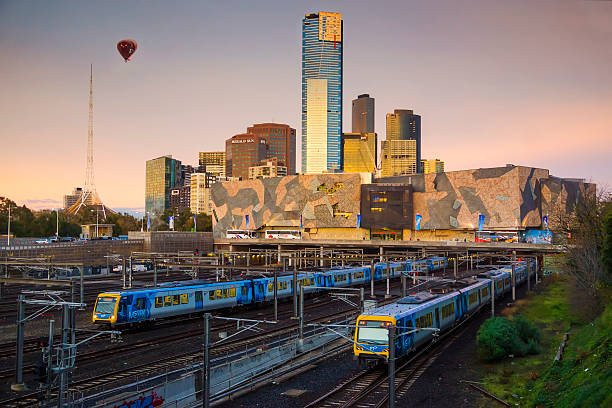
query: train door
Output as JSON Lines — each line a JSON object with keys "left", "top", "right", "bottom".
{"left": 195, "top": 291, "right": 203, "bottom": 310}
{"left": 117, "top": 296, "right": 128, "bottom": 322}
{"left": 435, "top": 308, "right": 440, "bottom": 328}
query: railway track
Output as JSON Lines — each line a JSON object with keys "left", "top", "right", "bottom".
{"left": 0, "top": 306, "right": 363, "bottom": 408}
{"left": 305, "top": 303, "right": 485, "bottom": 408}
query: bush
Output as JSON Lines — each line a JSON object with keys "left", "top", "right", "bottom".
{"left": 477, "top": 315, "right": 541, "bottom": 361}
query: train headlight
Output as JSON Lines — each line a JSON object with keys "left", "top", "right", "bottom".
{"left": 356, "top": 345, "right": 363, "bottom": 351}
{"left": 110, "top": 315, "right": 117, "bottom": 323}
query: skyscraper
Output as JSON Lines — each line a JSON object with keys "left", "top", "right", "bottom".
{"left": 342, "top": 132, "right": 377, "bottom": 173}
{"left": 386, "top": 109, "right": 421, "bottom": 166}
{"left": 302, "top": 12, "right": 343, "bottom": 173}
{"left": 198, "top": 152, "right": 226, "bottom": 177}
{"left": 247, "top": 123, "right": 296, "bottom": 175}
{"left": 352, "top": 94, "right": 374, "bottom": 133}
{"left": 145, "top": 155, "right": 182, "bottom": 215}
{"left": 225, "top": 134, "right": 268, "bottom": 180}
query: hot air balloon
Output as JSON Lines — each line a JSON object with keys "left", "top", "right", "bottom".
{"left": 117, "top": 39, "right": 137, "bottom": 62}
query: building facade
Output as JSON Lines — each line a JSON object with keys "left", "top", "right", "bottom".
{"left": 247, "top": 123, "right": 296, "bottom": 175}
{"left": 381, "top": 139, "right": 418, "bottom": 177}
{"left": 342, "top": 132, "right": 377, "bottom": 173}
{"left": 190, "top": 173, "right": 210, "bottom": 215}
{"left": 181, "top": 164, "right": 196, "bottom": 188}
{"left": 352, "top": 94, "right": 374, "bottom": 133}
{"left": 63, "top": 187, "right": 82, "bottom": 209}
{"left": 421, "top": 159, "right": 445, "bottom": 174}
{"left": 198, "top": 152, "right": 226, "bottom": 177}
{"left": 145, "top": 155, "right": 182, "bottom": 215}
{"left": 248, "top": 157, "right": 288, "bottom": 180}
{"left": 169, "top": 186, "right": 191, "bottom": 212}
{"left": 225, "top": 134, "right": 268, "bottom": 180}
{"left": 302, "top": 12, "right": 343, "bottom": 173}
{"left": 212, "top": 165, "right": 594, "bottom": 242}
{"left": 385, "top": 109, "right": 421, "bottom": 173}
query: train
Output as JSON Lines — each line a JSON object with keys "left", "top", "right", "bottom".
{"left": 92, "top": 256, "right": 449, "bottom": 326}
{"left": 353, "top": 260, "right": 535, "bottom": 361}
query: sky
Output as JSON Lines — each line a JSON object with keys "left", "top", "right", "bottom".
{"left": 1, "top": 0, "right": 611, "bottom": 213}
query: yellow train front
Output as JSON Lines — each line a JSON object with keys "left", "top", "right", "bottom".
{"left": 92, "top": 292, "right": 121, "bottom": 325}
{"left": 353, "top": 315, "right": 396, "bottom": 360}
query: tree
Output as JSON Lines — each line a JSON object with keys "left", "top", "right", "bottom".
{"left": 551, "top": 189, "right": 611, "bottom": 294}
{"left": 195, "top": 213, "right": 212, "bottom": 232}
{"left": 602, "top": 214, "right": 612, "bottom": 276}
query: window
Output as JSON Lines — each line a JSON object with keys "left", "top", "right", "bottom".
{"left": 268, "top": 283, "right": 273, "bottom": 292}
{"left": 216, "top": 289, "right": 222, "bottom": 298}
{"left": 136, "top": 298, "right": 145, "bottom": 310}
{"left": 442, "top": 303, "right": 455, "bottom": 319}
{"left": 164, "top": 296, "right": 172, "bottom": 307}
{"left": 173, "top": 295, "right": 180, "bottom": 305}
{"left": 195, "top": 291, "right": 202, "bottom": 303}
{"left": 416, "top": 313, "right": 433, "bottom": 328}
{"left": 481, "top": 287, "right": 489, "bottom": 298}
{"left": 230, "top": 288, "right": 236, "bottom": 297}
{"left": 181, "top": 294, "right": 188, "bottom": 304}
{"left": 468, "top": 292, "right": 478, "bottom": 306}
{"left": 241, "top": 287, "right": 247, "bottom": 296}
{"left": 155, "top": 297, "right": 163, "bottom": 308}
{"left": 209, "top": 291, "right": 215, "bottom": 301}
{"left": 222, "top": 289, "right": 229, "bottom": 298}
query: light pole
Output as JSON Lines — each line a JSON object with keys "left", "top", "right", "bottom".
{"left": 96, "top": 210, "right": 99, "bottom": 238}
{"left": 6, "top": 205, "right": 10, "bottom": 246}
{"left": 55, "top": 209, "right": 59, "bottom": 238}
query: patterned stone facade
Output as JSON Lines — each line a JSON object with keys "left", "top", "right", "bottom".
{"left": 211, "top": 165, "right": 595, "bottom": 238}
{"left": 211, "top": 173, "right": 361, "bottom": 238}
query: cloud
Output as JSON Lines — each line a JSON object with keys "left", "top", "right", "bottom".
{"left": 21, "top": 198, "right": 61, "bottom": 210}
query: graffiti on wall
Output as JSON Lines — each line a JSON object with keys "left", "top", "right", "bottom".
{"left": 112, "top": 391, "right": 164, "bottom": 408}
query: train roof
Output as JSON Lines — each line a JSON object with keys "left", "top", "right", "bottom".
{"left": 362, "top": 277, "right": 488, "bottom": 319}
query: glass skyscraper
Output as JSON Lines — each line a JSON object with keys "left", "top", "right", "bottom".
{"left": 302, "top": 12, "right": 343, "bottom": 173}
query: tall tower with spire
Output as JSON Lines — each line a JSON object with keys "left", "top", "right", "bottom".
{"left": 68, "top": 65, "right": 115, "bottom": 218}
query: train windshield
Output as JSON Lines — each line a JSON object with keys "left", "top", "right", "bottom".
{"left": 356, "top": 320, "right": 390, "bottom": 345}
{"left": 95, "top": 297, "right": 117, "bottom": 314}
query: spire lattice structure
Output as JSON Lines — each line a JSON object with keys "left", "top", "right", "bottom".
{"left": 67, "top": 65, "right": 115, "bottom": 218}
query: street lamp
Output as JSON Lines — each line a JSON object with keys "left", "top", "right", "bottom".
{"left": 6, "top": 205, "right": 10, "bottom": 246}
{"left": 55, "top": 208, "right": 59, "bottom": 239}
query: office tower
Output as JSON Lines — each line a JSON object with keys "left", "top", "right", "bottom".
{"left": 381, "top": 139, "right": 418, "bottom": 177}
{"left": 225, "top": 134, "right": 268, "bottom": 180}
{"left": 198, "top": 151, "right": 226, "bottom": 177}
{"left": 386, "top": 109, "right": 421, "bottom": 165}
{"left": 63, "top": 187, "right": 83, "bottom": 209}
{"left": 169, "top": 186, "right": 191, "bottom": 212}
{"left": 181, "top": 164, "right": 196, "bottom": 188}
{"left": 248, "top": 157, "right": 288, "bottom": 180}
{"left": 247, "top": 123, "right": 296, "bottom": 175}
{"left": 145, "top": 155, "right": 182, "bottom": 215}
{"left": 352, "top": 94, "right": 374, "bottom": 133}
{"left": 421, "top": 159, "right": 445, "bottom": 174}
{"left": 302, "top": 12, "right": 343, "bottom": 173}
{"left": 190, "top": 173, "right": 210, "bottom": 215}
{"left": 342, "top": 132, "right": 377, "bottom": 173}
{"left": 382, "top": 109, "right": 421, "bottom": 176}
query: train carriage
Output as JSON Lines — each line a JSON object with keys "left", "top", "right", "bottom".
{"left": 93, "top": 258, "right": 444, "bottom": 327}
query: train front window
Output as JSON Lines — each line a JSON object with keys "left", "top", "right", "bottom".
{"left": 95, "top": 297, "right": 117, "bottom": 314}
{"left": 357, "top": 320, "right": 390, "bottom": 345}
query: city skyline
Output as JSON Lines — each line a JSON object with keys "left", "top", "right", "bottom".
{"left": 1, "top": 1, "right": 611, "bottom": 210}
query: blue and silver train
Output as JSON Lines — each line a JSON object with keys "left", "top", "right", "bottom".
{"left": 353, "top": 260, "right": 535, "bottom": 360}
{"left": 92, "top": 257, "right": 448, "bottom": 326}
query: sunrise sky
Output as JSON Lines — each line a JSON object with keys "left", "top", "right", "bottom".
{"left": 1, "top": 0, "right": 611, "bottom": 213}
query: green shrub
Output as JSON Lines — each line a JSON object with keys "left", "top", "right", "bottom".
{"left": 477, "top": 315, "right": 541, "bottom": 361}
